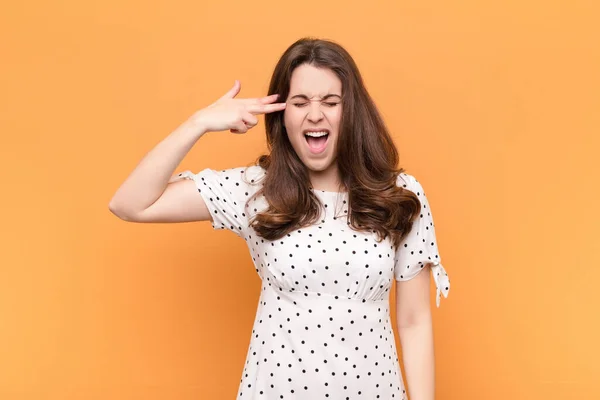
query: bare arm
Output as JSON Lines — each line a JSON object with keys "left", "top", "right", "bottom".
{"left": 396, "top": 265, "right": 436, "bottom": 400}
{"left": 108, "top": 116, "right": 211, "bottom": 223}
{"left": 108, "top": 80, "right": 286, "bottom": 223}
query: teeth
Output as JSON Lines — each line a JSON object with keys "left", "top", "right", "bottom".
{"left": 305, "top": 131, "right": 329, "bottom": 137}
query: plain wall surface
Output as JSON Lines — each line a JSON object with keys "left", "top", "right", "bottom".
{"left": 1, "top": 0, "right": 599, "bottom": 398}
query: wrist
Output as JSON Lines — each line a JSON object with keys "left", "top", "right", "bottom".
{"left": 179, "top": 114, "right": 208, "bottom": 139}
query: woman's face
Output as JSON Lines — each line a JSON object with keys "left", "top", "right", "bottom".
{"left": 284, "top": 63, "right": 342, "bottom": 175}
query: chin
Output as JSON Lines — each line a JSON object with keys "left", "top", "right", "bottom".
{"left": 303, "top": 158, "right": 333, "bottom": 172}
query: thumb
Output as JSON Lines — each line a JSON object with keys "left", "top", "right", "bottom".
{"left": 217, "top": 80, "right": 241, "bottom": 101}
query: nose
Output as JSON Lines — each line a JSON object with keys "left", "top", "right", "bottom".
{"left": 307, "top": 101, "right": 324, "bottom": 123}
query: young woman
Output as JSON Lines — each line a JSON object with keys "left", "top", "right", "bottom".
{"left": 109, "top": 37, "right": 450, "bottom": 400}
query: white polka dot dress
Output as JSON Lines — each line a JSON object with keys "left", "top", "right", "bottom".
{"left": 169, "top": 165, "right": 450, "bottom": 399}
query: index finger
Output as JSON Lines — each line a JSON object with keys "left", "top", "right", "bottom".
{"left": 246, "top": 102, "right": 287, "bottom": 115}
{"left": 257, "top": 94, "right": 281, "bottom": 104}
{"left": 239, "top": 94, "right": 281, "bottom": 106}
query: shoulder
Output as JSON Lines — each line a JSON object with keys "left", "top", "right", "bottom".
{"left": 396, "top": 171, "right": 428, "bottom": 198}
{"left": 242, "top": 164, "right": 267, "bottom": 185}
{"left": 199, "top": 165, "right": 266, "bottom": 188}
{"left": 194, "top": 165, "right": 267, "bottom": 207}
{"left": 396, "top": 171, "right": 419, "bottom": 189}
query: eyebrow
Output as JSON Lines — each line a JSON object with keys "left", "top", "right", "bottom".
{"left": 289, "top": 94, "right": 342, "bottom": 101}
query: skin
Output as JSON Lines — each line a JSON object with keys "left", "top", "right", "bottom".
{"left": 284, "top": 63, "right": 344, "bottom": 192}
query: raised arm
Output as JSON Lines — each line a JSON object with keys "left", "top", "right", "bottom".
{"left": 108, "top": 80, "right": 286, "bottom": 223}
{"left": 108, "top": 119, "right": 212, "bottom": 223}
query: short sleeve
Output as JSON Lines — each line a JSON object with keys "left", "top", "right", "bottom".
{"left": 168, "top": 166, "right": 258, "bottom": 239}
{"left": 394, "top": 173, "right": 450, "bottom": 307}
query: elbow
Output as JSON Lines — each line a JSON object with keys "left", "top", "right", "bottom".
{"left": 396, "top": 308, "right": 432, "bottom": 329}
{"left": 108, "top": 201, "right": 133, "bottom": 221}
{"left": 108, "top": 198, "right": 121, "bottom": 216}
{"left": 396, "top": 315, "right": 419, "bottom": 329}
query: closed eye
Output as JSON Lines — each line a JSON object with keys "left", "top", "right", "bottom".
{"left": 293, "top": 102, "right": 339, "bottom": 107}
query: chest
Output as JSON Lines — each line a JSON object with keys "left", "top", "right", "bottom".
{"left": 247, "top": 220, "right": 396, "bottom": 298}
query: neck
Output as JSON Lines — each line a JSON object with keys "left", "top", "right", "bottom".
{"left": 308, "top": 163, "right": 344, "bottom": 192}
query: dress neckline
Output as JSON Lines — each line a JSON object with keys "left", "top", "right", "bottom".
{"left": 311, "top": 188, "right": 348, "bottom": 196}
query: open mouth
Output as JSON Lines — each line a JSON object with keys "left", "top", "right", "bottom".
{"left": 304, "top": 131, "right": 330, "bottom": 154}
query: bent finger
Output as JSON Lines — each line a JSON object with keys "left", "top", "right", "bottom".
{"left": 231, "top": 120, "right": 248, "bottom": 134}
{"left": 242, "top": 112, "right": 259, "bottom": 127}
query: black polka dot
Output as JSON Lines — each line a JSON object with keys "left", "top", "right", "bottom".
{"left": 172, "top": 167, "right": 449, "bottom": 399}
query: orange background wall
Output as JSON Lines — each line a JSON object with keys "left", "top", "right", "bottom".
{"left": 1, "top": 0, "right": 598, "bottom": 399}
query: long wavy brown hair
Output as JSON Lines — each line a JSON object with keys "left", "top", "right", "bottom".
{"left": 246, "top": 37, "right": 421, "bottom": 250}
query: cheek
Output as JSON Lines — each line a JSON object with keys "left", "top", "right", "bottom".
{"left": 284, "top": 112, "right": 305, "bottom": 137}
{"left": 331, "top": 109, "right": 342, "bottom": 125}
{"left": 283, "top": 114, "right": 300, "bottom": 142}
{"left": 284, "top": 109, "right": 303, "bottom": 125}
